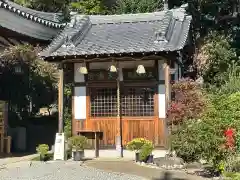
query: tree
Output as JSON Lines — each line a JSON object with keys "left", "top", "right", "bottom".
{"left": 169, "top": 0, "right": 240, "bottom": 38}
{"left": 70, "top": 0, "right": 107, "bottom": 14}
{"left": 113, "top": 0, "right": 163, "bottom": 14}
{"left": 14, "top": 0, "right": 69, "bottom": 12}
{"left": 14, "top": 0, "right": 70, "bottom": 21}
{"left": 194, "top": 33, "right": 238, "bottom": 85}
{"left": 0, "top": 44, "right": 58, "bottom": 122}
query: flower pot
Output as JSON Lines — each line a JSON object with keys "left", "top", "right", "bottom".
{"left": 40, "top": 154, "right": 47, "bottom": 162}
{"left": 73, "top": 150, "right": 84, "bottom": 161}
{"left": 146, "top": 154, "right": 154, "bottom": 163}
{"left": 135, "top": 152, "right": 140, "bottom": 162}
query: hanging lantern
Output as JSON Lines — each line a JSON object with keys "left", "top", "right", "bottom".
{"left": 136, "top": 65, "right": 146, "bottom": 74}
{"left": 14, "top": 65, "right": 23, "bottom": 74}
{"left": 79, "top": 64, "right": 88, "bottom": 74}
{"left": 109, "top": 65, "right": 117, "bottom": 72}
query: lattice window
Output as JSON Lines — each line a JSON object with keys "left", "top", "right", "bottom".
{"left": 90, "top": 88, "right": 117, "bottom": 117}
{"left": 90, "top": 87, "right": 156, "bottom": 117}
{"left": 121, "top": 87, "right": 155, "bottom": 116}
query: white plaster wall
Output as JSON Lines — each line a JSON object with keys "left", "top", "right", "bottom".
{"left": 74, "top": 87, "right": 86, "bottom": 120}
{"left": 74, "top": 63, "right": 85, "bottom": 82}
{"left": 158, "top": 60, "right": 165, "bottom": 118}
{"left": 158, "top": 84, "right": 166, "bottom": 118}
{"left": 157, "top": 61, "right": 181, "bottom": 119}
{"left": 158, "top": 60, "right": 165, "bottom": 80}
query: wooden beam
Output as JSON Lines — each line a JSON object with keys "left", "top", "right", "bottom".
{"left": 164, "top": 61, "right": 170, "bottom": 112}
{"left": 163, "top": 60, "right": 170, "bottom": 148}
{"left": 116, "top": 63, "right": 123, "bottom": 157}
{"left": 59, "top": 53, "right": 177, "bottom": 64}
{"left": 58, "top": 64, "right": 64, "bottom": 133}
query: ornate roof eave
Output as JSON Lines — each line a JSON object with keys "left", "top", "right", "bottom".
{"left": 41, "top": 50, "right": 181, "bottom": 63}
{"left": 0, "top": 0, "right": 66, "bottom": 29}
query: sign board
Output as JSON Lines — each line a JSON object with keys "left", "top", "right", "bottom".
{"left": 53, "top": 133, "right": 65, "bottom": 160}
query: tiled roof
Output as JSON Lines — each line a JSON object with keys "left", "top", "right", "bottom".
{"left": 40, "top": 4, "right": 192, "bottom": 59}
{"left": 0, "top": 0, "right": 66, "bottom": 28}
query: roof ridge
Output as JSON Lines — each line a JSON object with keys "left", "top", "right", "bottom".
{"left": 39, "top": 16, "right": 90, "bottom": 57}
{"left": 154, "top": 11, "right": 173, "bottom": 43}
{"left": 70, "top": 5, "right": 189, "bottom": 25}
{"left": 0, "top": 0, "right": 66, "bottom": 29}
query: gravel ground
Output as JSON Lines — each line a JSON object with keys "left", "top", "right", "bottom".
{"left": 0, "top": 161, "right": 148, "bottom": 180}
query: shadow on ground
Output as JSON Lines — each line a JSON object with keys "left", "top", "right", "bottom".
{"left": 0, "top": 152, "right": 33, "bottom": 159}
{"left": 152, "top": 171, "right": 186, "bottom": 180}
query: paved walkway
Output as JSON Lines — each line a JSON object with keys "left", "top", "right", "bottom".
{"left": 0, "top": 154, "right": 37, "bottom": 166}
{"left": 0, "top": 161, "right": 147, "bottom": 180}
{"left": 0, "top": 155, "right": 210, "bottom": 180}
{"left": 84, "top": 159, "right": 210, "bottom": 180}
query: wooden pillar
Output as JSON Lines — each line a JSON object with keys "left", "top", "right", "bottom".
{"left": 58, "top": 63, "right": 64, "bottom": 133}
{"left": 85, "top": 62, "right": 90, "bottom": 130}
{"left": 116, "top": 63, "right": 123, "bottom": 157}
{"left": 164, "top": 61, "right": 170, "bottom": 112}
{"left": 163, "top": 60, "right": 170, "bottom": 148}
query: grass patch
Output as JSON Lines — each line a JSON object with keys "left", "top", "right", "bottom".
{"left": 224, "top": 172, "right": 240, "bottom": 180}
{"left": 31, "top": 150, "right": 72, "bottom": 161}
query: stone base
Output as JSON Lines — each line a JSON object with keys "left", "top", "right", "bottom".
{"left": 154, "top": 157, "right": 184, "bottom": 170}
{"left": 84, "top": 149, "right": 167, "bottom": 159}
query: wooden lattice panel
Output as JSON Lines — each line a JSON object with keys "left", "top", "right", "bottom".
{"left": 0, "top": 113, "right": 3, "bottom": 126}
{"left": 0, "top": 103, "right": 4, "bottom": 126}
{"left": 0, "top": 101, "right": 7, "bottom": 134}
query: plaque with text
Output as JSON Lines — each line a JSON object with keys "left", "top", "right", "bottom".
{"left": 88, "top": 70, "right": 117, "bottom": 81}
{"left": 122, "top": 68, "right": 157, "bottom": 80}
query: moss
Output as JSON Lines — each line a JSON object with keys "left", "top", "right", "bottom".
{"left": 31, "top": 153, "right": 53, "bottom": 161}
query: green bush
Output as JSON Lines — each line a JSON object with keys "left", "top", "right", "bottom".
{"left": 139, "top": 141, "right": 154, "bottom": 161}
{"left": 126, "top": 138, "right": 149, "bottom": 152}
{"left": 225, "top": 156, "right": 240, "bottom": 173}
{"left": 68, "top": 135, "right": 89, "bottom": 151}
{"left": 224, "top": 172, "right": 240, "bottom": 180}
{"left": 36, "top": 144, "right": 49, "bottom": 156}
{"left": 64, "top": 110, "right": 72, "bottom": 139}
{"left": 171, "top": 91, "right": 240, "bottom": 170}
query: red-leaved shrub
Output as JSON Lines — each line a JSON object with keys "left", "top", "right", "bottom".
{"left": 224, "top": 128, "right": 236, "bottom": 151}
{"left": 167, "top": 78, "right": 207, "bottom": 125}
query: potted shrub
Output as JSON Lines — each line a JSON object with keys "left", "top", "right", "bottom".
{"left": 139, "top": 140, "right": 154, "bottom": 163}
{"left": 126, "top": 138, "right": 149, "bottom": 162}
{"left": 68, "top": 135, "right": 88, "bottom": 161}
{"left": 36, "top": 144, "right": 49, "bottom": 162}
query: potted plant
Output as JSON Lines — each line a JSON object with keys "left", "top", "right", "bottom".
{"left": 139, "top": 140, "right": 154, "bottom": 163}
{"left": 126, "top": 138, "right": 148, "bottom": 162}
{"left": 68, "top": 135, "right": 88, "bottom": 161}
{"left": 36, "top": 144, "right": 49, "bottom": 162}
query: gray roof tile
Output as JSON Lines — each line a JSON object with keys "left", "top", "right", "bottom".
{"left": 0, "top": 0, "right": 66, "bottom": 29}
{"left": 40, "top": 4, "right": 192, "bottom": 58}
